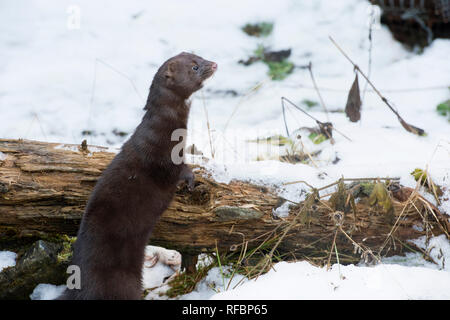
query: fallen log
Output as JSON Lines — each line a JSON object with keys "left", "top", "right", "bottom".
{"left": 0, "top": 139, "right": 449, "bottom": 267}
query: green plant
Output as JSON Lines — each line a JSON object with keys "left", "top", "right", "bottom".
{"left": 253, "top": 44, "right": 265, "bottom": 59}
{"left": 308, "top": 132, "right": 327, "bottom": 144}
{"left": 266, "top": 60, "right": 294, "bottom": 80}
{"left": 165, "top": 262, "right": 215, "bottom": 298}
{"left": 301, "top": 99, "right": 319, "bottom": 108}
{"left": 436, "top": 100, "right": 450, "bottom": 120}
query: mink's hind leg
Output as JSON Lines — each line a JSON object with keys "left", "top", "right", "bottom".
{"left": 85, "top": 271, "right": 143, "bottom": 300}
{"left": 178, "top": 164, "right": 194, "bottom": 191}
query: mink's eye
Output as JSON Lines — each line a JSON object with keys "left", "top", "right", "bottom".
{"left": 192, "top": 65, "right": 199, "bottom": 71}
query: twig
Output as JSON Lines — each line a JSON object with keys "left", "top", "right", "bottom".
{"left": 329, "top": 36, "right": 425, "bottom": 136}
{"left": 95, "top": 58, "right": 145, "bottom": 103}
{"left": 315, "top": 177, "right": 400, "bottom": 192}
{"left": 86, "top": 59, "right": 98, "bottom": 137}
{"left": 327, "top": 229, "right": 338, "bottom": 270}
{"left": 362, "top": 6, "right": 375, "bottom": 103}
{"left": 285, "top": 83, "right": 450, "bottom": 93}
{"left": 254, "top": 192, "right": 317, "bottom": 279}
{"left": 282, "top": 180, "right": 315, "bottom": 189}
{"left": 307, "top": 62, "right": 330, "bottom": 121}
{"left": 201, "top": 91, "right": 215, "bottom": 159}
{"left": 378, "top": 178, "right": 423, "bottom": 255}
{"left": 338, "top": 225, "right": 380, "bottom": 264}
{"left": 86, "top": 58, "right": 145, "bottom": 144}
{"left": 223, "top": 78, "right": 270, "bottom": 133}
{"left": 297, "top": 136, "right": 319, "bottom": 168}
{"left": 281, "top": 97, "right": 352, "bottom": 142}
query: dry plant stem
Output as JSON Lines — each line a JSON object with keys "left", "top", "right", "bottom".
{"left": 424, "top": 165, "right": 441, "bottom": 205}
{"left": 327, "top": 229, "right": 338, "bottom": 270}
{"left": 96, "top": 58, "right": 145, "bottom": 103}
{"left": 25, "top": 113, "right": 47, "bottom": 142}
{"left": 298, "top": 137, "right": 319, "bottom": 168}
{"left": 232, "top": 226, "right": 284, "bottom": 289}
{"left": 420, "top": 198, "right": 450, "bottom": 238}
{"left": 254, "top": 193, "right": 317, "bottom": 279}
{"left": 315, "top": 177, "right": 400, "bottom": 192}
{"left": 413, "top": 169, "right": 448, "bottom": 238}
{"left": 334, "top": 241, "right": 342, "bottom": 278}
{"left": 329, "top": 36, "right": 424, "bottom": 135}
{"left": 282, "top": 180, "right": 315, "bottom": 189}
{"left": 362, "top": 7, "right": 375, "bottom": 103}
{"left": 281, "top": 97, "right": 351, "bottom": 142}
{"left": 392, "top": 235, "right": 439, "bottom": 266}
{"left": 281, "top": 97, "right": 323, "bottom": 131}
{"left": 329, "top": 127, "right": 352, "bottom": 143}
{"left": 87, "top": 58, "right": 145, "bottom": 144}
{"left": 201, "top": 91, "right": 215, "bottom": 159}
{"left": 223, "top": 78, "right": 270, "bottom": 133}
{"left": 226, "top": 241, "right": 248, "bottom": 291}
{"left": 288, "top": 83, "right": 449, "bottom": 93}
{"left": 307, "top": 62, "right": 330, "bottom": 121}
{"left": 378, "top": 178, "right": 423, "bottom": 255}
{"left": 338, "top": 225, "right": 380, "bottom": 263}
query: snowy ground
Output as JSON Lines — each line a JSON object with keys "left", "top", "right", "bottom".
{"left": 0, "top": 0, "right": 449, "bottom": 299}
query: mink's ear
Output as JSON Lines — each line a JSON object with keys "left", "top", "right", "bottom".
{"left": 165, "top": 61, "right": 176, "bottom": 79}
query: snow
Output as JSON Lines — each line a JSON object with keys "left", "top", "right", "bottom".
{"left": 180, "top": 267, "right": 247, "bottom": 300}
{"left": 30, "top": 284, "right": 66, "bottom": 300}
{"left": 0, "top": 251, "right": 16, "bottom": 271}
{"left": 210, "top": 261, "right": 450, "bottom": 300}
{"left": 142, "top": 245, "right": 181, "bottom": 290}
{"left": 409, "top": 235, "right": 450, "bottom": 271}
{"left": 0, "top": 0, "right": 449, "bottom": 300}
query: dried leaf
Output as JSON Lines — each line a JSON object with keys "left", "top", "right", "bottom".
{"left": 345, "top": 74, "right": 361, "bottom": 122}
{"left": 318, "top": 122, "right": 333, "bottom": 139}
{"left": 399, "top": 118, "right": 425, "bottom": 136}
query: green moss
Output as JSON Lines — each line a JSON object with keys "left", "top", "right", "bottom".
{"left": 57, "top": 236, "right": 76, "bottom": 263}
{"left": 0, "top": 228, "right": 75, "bottom": 252}
{"left": 0, "top": 240, "right": 69, "bottom": 299}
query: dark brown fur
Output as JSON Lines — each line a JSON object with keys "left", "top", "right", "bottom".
{"left": 57, "top": 52, "right": 217, "bottom": 300}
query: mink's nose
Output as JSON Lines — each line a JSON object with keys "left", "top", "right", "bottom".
{"left": 211, "top": 62, "right": 218, "bottom": 71}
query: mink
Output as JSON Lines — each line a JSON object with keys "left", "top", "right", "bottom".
{"left": 57, "top": 52, "right": 217, "bottom": 299}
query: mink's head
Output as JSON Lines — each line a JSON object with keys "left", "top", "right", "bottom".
{"left": 157, "top": 52, "right": 217, "bottom": 99}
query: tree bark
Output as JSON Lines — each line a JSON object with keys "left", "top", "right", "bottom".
{"left": 0, "top": 139, "right": 448, "bottom": 265}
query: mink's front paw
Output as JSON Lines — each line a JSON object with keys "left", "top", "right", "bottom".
{"left": 185, "top": 172, "right": 195, "bottom": 191}
{"left": 179, "top": 166, "right": 195, "bottom": 191}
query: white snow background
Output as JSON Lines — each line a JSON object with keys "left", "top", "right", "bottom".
{"left": 0, "top": 0, "right": 449, "bottom": 299}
